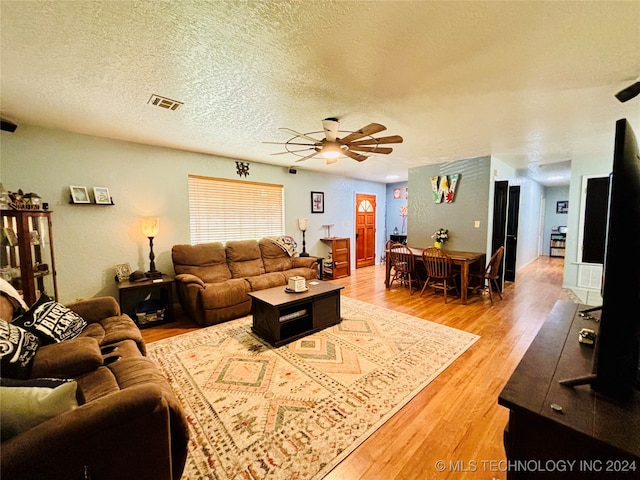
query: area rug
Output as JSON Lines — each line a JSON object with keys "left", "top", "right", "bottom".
{"left": 147, "top": 296, "right": 479, "bottom": 480}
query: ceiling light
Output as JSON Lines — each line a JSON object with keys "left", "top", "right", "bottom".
{"left": 321, "top": 142, "right": 344, "bottom": 159}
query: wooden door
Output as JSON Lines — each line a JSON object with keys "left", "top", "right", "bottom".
{"left": 355, "top": 193, "right": 376, "bottom": 268}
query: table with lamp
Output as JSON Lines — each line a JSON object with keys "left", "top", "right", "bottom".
{"left": 117, "top": 217, "right": 175, "bottom": 328}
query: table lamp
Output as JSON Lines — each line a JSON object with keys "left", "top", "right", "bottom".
{"left": 298, "top": 217, "right": 309, "bottom": 257}
{"left": 141, "top": 217, "right": 162, "bottom": 278}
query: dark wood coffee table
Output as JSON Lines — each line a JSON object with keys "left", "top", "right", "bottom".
{"left": 249, "top": 280, "right": 344, "bottom": 347}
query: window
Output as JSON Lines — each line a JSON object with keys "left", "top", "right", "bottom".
{"left": 188, "top": 175, "right": 284, "bottom": 244}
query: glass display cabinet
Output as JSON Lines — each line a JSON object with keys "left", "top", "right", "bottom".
{"left": 1, "top": 210, "right": 58, "bottom": 306}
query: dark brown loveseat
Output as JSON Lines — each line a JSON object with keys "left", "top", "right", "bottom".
{"left": 0, "top": 295, "right": 189, "bottom": 480}
{"left": 172, "top": 238, "right": 318, "bottom": 326}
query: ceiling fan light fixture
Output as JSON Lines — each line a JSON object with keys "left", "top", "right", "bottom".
{"left": 321, "top": 142, "right": 344, "bottom": 160}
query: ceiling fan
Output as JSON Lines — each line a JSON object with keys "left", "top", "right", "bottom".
{"left": 265, "top": 118, "right": 403, "bottom": 164}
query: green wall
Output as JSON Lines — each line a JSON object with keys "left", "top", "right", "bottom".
{"left": 408, "top": 157, "right": 491, "bottom": 252}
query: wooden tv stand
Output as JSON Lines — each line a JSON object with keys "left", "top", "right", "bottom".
{"left": 498, "top": 301, "right": 640, "bottom": 479}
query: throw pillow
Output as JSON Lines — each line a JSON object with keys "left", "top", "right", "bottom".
{"left": 0, "top": 319, "right": 40, "bottom": 379}
{"left": 0, "top": 378, "right": 80, "bottom": 441}
{"left": 12, "top": 295, "right": 87, "bottom": 345}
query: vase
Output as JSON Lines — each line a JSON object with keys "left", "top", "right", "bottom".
{"left": 434, "top": 241, "right": 441, "bottom": 248}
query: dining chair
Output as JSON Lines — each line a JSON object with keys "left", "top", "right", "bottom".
{"left": 420, "top": 247, "right": 459, "bottom": 303}
{"left": 468, "top": 246, "right": 505, "bottom": 305}
{"left": 388, "top": 243, "right": 419, "bottom": 293}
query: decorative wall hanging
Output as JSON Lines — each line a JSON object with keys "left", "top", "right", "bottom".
{"left": 393, "top": 188, "right": 401, "bottom": 199}
{"left": 556, "top": 200, "right": 568, "bottom": 214}
{"left": 431, "top": 174, "right": 460, "bottom": 203}
{"left": 235, "top": 162, "right": 250, "bottom": 177}
{"left": 399, "top": 205, "right": 408, "bottom": 234}
{"left": 311, "top": 191, "right": 324, "bottom": 213}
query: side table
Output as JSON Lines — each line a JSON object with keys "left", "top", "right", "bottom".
{"left": 117, "top": 275, "right": 175, "bottom": 329}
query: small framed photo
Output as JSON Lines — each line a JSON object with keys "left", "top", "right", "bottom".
{"left": 93, "top": 187, "right": 111, "bottom": 205}
{"left": 70, "top": 185, "right": 90, "bottom": 204}
{"left": 311, "top": 191, "right": 324, "bottom": 214}
{"left": 556, "top": 200, "right": 569, "bottom": 214}
{"left": 114, "top": 263, "right": 132, "bottom": 282}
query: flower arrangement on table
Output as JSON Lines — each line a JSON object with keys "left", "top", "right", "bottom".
{"left": 431, "top": 228, "right": 449, "bottom": 247}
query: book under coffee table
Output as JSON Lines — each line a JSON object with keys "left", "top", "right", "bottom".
{"left": 249, "top": 280, "right": 344, "bottom": 347}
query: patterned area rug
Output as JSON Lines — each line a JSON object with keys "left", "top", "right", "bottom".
{"left": 147, "top": 296, "right": 479, "bottom": 480}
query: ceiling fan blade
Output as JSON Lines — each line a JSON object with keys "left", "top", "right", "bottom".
{"left": 322, "top": 118, "right": 340, "bottom": 142}
{"left": 295, "top": 150, "right": 321, "bottom": 162}
{"left": 270, "top": 147, "right": 315, "bottom": 156}
{"left": 348, "top": 135, "right": 404, "bottom": 146}
{"left": 279, "top": 128, "right": 322, "bottom": 144}
{"left": 263, "top": 141, "right": 317, "bottom": 147}
{"left": 343, "top": 150, "right": 369, "bottom": 162}
{"left": 339, "top": 123, "right": 387, "bottom": 144}
{"left": 347, "top": 145, "right": 394, "bottom": 154}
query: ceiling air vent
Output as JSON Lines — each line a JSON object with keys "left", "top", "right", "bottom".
{"left": 148, "top": 94, "right": 183, "bottom": 111}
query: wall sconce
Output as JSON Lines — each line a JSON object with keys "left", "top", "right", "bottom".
{"left": 236, "top": 161, "right": 250, "bottom": 177}
{"left": 298, "top": 217, "right": 309, "bottom": 257}
{"left": 141, "top": 217, "right": 162, "bottom": 278}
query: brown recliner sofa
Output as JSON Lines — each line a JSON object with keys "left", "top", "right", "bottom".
{"left": 172, "top": 238, "right": 318, "bottom": 326}
{"left": 0, "top": 296, "right": 189, "bottom": 480}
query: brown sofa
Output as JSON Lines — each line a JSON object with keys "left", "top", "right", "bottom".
{"left": 0, "top": 296, "right": 189, "bottom": 480}
{"left": 172, "top": 238, "right": 318, "bottom": 326}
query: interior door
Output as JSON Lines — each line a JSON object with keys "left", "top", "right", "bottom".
{"left": 355, "top": 193, "right": 376, "bottom": 268}
{"left": 492, "top": 181, "right": 508, "bottom": 288}
{"left": 504, "top": 185, "right": 521, "bottom": 282}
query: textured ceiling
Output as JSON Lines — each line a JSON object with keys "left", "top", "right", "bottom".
{"left": 1, "top": 1, "right": 639, "bottom": 185}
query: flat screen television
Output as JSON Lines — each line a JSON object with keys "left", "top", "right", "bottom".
{"left": 561, "top": 118, "right": 640, "bottom": 400}
{"left": 593, "top": 118, "right": 640, "bottom": 399}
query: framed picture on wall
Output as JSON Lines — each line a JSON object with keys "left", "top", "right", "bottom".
{"left": 93, "top": 187, "right": 112, "bottom": 205}
{"left": 556, "top": 200, "right": 568, "bottom": 214}
{"left": 311, "top": 191, "right": 324, "bottom": 213}
{"left": 70, "top": 185, "right": 90, "bottom": 204}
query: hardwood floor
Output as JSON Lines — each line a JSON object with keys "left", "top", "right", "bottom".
{"left": 142, "top": 256, "right": 569, "bottom": 480}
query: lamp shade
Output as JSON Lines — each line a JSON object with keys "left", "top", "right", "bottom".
{"left": 141, "top": 217, "right": 160, "bottom": 237}
{"left": 298, "top": 218, "right": 309, "bottom": 231}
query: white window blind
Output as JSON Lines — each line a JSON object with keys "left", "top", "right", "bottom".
{"left": 188, "top": 175, "right": 284, "bottom": 244}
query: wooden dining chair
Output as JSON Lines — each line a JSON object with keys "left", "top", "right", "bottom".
{"left": 420, "top": 247, "right": 459, "bottom": 303}
{"left": 468, "top": 246, "right": 505, "bottom": 305}
{"left": 389, "top": 243, "right": 419, "bottom": 293}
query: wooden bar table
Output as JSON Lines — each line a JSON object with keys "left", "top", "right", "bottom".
{"left": 385, "top": 246, "right": 485, "bottom": 304}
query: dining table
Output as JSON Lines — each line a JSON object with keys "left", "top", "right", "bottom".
{"left": 385, "top": 246, "right": 486, "bottom": 304}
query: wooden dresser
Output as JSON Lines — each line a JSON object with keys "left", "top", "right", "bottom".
{"left": 321, "top": 237, "right": 350, "bottom": 279}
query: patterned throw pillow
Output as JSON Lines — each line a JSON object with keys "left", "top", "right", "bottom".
{"left": 12, "top": 295, "right": 87, "bottom": 345}
{"left": 0, "top": 319, "right": 40, "bottom": 379}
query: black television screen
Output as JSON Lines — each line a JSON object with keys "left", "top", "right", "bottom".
{"left": 593, "top": 118, "right": 640, "bottom": 399}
